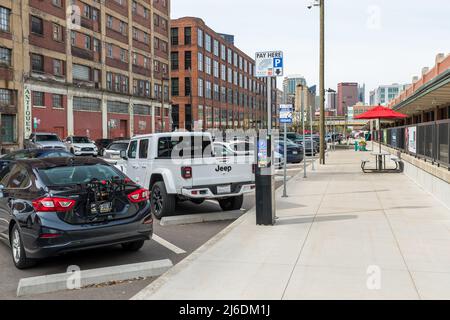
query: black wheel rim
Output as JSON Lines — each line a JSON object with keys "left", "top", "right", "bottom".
{"left": 152, "top": 187, "right": 163, "bottom": 215}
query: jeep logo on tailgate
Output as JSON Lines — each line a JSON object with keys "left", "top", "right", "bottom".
{"left": 215, "top": 165, "right": 232, "bottom": 173}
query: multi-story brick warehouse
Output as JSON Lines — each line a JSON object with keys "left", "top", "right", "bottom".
{"left": 0, "top": 0, "right": 170, "bottom": 152}
{"left": 170, "top": 17, "right": 277, "bottom": 131}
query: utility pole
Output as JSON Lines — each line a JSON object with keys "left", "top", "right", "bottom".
{"left": 319, "top": 0, "right": 326, "bottom": 165}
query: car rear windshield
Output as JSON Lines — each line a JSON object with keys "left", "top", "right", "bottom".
{"left": 38, "top": 164, "right": 124, "bottom": 186}
{"left": 72, "top": 137, "right": 90, "bottom": 143}
{"left": 36, "top": 135, "right": 59, "bottom": 142}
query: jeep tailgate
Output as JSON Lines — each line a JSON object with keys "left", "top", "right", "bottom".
{"left": 190, "top": 156, "right": 254, "bottom": 188}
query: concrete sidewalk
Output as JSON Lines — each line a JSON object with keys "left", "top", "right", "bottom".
{"left": 134, "top": 149, "right": 450, "bottom": 300}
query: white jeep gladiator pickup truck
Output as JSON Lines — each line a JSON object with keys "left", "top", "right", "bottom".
{"left": 121, "top": 132, "right": 255, "bottom": 219}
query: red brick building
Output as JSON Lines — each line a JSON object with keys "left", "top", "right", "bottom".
{"left": 337, "top": 82, "right": 359, "bottom": 117}
{"left": 0, "top": 0, "right": 171, "bottom": 152}
{"left": 170, "top": 17, "right": 276, "bottom": 131}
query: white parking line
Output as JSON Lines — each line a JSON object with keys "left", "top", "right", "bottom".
{"left": 152, "top": 235, "right": 186, "bottom": 255}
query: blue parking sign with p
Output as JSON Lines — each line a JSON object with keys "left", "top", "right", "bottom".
{"left": 274, "top": 57, "right": 283, "bottom": 68}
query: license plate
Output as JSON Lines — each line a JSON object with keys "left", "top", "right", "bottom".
{"left": 292, "top": 151, "right": 298, "bottom": 155}
{"left": 91, "top": 202, "right": 113, "bottom": 214}
{"left": 217, "top": 185, "right": 231, "bottom": 194}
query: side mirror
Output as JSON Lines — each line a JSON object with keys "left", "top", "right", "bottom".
{"left": 0, "top": 184, "right": 4, "bottom": 198}
{"left": 120, "top": 150, "right": 127, "bottom": 160}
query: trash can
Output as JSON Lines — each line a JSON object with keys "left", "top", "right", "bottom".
{"left": 354, "top": 141, "right": 359, "bottom": 151}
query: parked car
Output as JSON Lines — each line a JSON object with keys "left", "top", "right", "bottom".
{"left": 213, "top": 141, "right": 285, "bottom": 169}
{"left": 121, "top": 133, "right": 255, "bottom": 219}
{"left": 95, "top": 139, "right": 114, "bottom": 156}
{"left": 64, "top": 136, "right": 98, "bottom": 156}
{"left": 286, "top": 133, "right": 317, "bottom": 156}
{"left": 0, "top": 149, "right": 73, "bottom": 170}
{"left": 0, "top": 157, "right": 153, "bottom": 269}
{"left": 24, "top": 133, "right": 67, "bottom": 150}
{"left": 101, "top": 140, "right": 130, "bottom": 160}
{"left": 275, "top": 138, "right": 304, "bottom": 164}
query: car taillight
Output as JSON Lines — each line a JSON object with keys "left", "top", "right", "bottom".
{"left": 32, "top": 197, "right": 76, "bottom": 212}
{"left": 181, "top": 166, "right": 192, "bottom": 179}
{"left": 128, "top": 188, "right": 150, "bottom": 203}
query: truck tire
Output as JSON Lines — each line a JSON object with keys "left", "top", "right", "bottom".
{"left": 219, "top": 195, "right": 244, "bottom": 211}
{"left": 151, "top": 181, "right": 175, "bottom": 219}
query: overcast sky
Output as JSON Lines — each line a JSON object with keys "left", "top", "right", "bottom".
{"left": 172, "top": 0, "right": 450, "bottom": 101}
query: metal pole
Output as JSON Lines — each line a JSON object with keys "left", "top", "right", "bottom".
{"left": 310, "top": 105, "right": 315, "bottom": 171}
{"left": 301, "top": 87, "right": 307, "bottom": 178}
{"left": 319, "top": 0, "right": 326, "bottom": 165}
{"left": 282, "top": 122, "right": 288, "bottom": 197}
{"left": 267, "top": 78, "right": 272, "bottom": 133}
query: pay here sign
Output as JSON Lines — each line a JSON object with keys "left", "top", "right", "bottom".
{"left": 255, "top": 51, "right": 284, "bottom": 78}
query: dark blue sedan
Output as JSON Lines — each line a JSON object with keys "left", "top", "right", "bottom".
{"left": 275, "top": 139, "right": 304, "bottom": 164}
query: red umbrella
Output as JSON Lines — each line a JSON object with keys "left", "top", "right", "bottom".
{"left": 355, "top": 105, "right": 407, "bottom": 153}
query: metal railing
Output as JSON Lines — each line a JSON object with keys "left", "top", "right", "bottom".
{"left": 374, "top": 119, "right": 450, "bottom": 169}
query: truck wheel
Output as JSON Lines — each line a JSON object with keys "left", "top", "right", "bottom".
{"left": 10, "top": 225, "right": 36, "bottom": 269}
{"left": 151, "top": 181, "right": 175, "bottom": 219}
{"left": 219, "top": 195, "right": 244, "bottom": 211}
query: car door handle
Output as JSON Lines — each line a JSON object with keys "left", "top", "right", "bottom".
{"left": 141, "top": 166, "right": 147, "bottom": 169}
{"left": 132, "top": 165, "right": 139, "bottom": 169}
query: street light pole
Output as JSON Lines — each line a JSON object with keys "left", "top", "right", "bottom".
{"left": 319, "top": 0, "right": 326, "bottom": 165}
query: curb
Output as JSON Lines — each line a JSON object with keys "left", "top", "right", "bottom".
{"left": 131, "top": 159, "right": 318, "bottom": 300}
{"left": 17, "top": 259, "right": 173, "bottom": 297}
{"left": 160, "top": 210, "right": 246, "bottom": 226}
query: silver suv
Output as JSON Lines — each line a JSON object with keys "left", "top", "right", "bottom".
{"left": 24, "top": 133, "right": 67, "bottom": 150}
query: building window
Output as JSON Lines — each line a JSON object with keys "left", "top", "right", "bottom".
{"left": 31, "top": 54, "right": 44, "bottom": 72}
{"left": 106, "top": 72, "right": 113, "bottom": 90}
{"left": 198, "top": 52, "right": 203, "bottom": 72}
{"left": 33, "top": 91, "right": 44, "bottom": 106}
{"left": 107, "top": 43, "right": 113, "bottom": 58}
{"left": 170, "top": 28, "right": 178, "bottom": 46}
{"left": 31, "top": 16, "right": 43, "bottom": 35}
{"left": 120, "top": 48, "right": 127, "bottom": 62}
{"left": 107, "top": 101, "right": 128, "bottom": 114}
{"left": 85, "top": 35, "right": 91, "bottom": 50}
{"left": 171, "top": 78, "right": 179, "bottom": 96}
{"left": 52, "top": 94, "right": 62, "bottom": 108}
{"left": 205, "top": 56, "right": 211, "bottom": 75}
{"left": 0, "top": 89, "right": 12, "bottom": 105}
{"left": 52, "top": 23, "right": 63, "bottom": 42}
{"left": 184, "top": 51, "right": 192, "bottom": 70}
{"left": 0, "top": 47, "right": 11, "bottom": 66}
{"left": 198, "top": 78, "right": 204, "bottom": 97}
{"left": 205, "top": 34, "right": 211, "bottom": 52}
{"left": 221, "top": 44, "right": 226, "bottom": 61}
{"left": 53, "top": 59, "right": 63, "bottom": 76}
{"left": 184, "top": 27, "right": 191, "bottom": 45}
{"left": 93, "top": 38, "right": 100, "bottom": 52}
{"left": 0, "top": 114, "right": 15, "bottom": 143}
{"left": 0, "top": 6, "right": 10, "bottom": 32}
{"left": 107, "top": 15, "right": 113, "bottom": 28}
{"left": 170, "top": 52, "right": 179, "bottom": 70}
{"left": 213, "top": 40, "right": 219, "bottom": 56}
{"left": 73, "top": 97, "right": 101, "bottom": 112}
{"left": 213, "top": 60, "right": 219, "bottom": 78}
{"left": 197, "top": 28, "right": 203, "bottom": 47}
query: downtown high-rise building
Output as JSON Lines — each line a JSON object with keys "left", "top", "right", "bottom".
{"left": 337, "top": 82, "right": 359, "bottom": 116}
{"left": 369, "top": 83, "right": 409, "bottom": 106}
{"left": 282, "top": 75, "right": 307, "bottom": 105}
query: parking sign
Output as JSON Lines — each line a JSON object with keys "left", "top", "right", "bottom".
{"left": 279, "top": 104, "right": 293, "bottom": 124}
{"left": 255, "top": 51, "right": 284, "bottom": 77}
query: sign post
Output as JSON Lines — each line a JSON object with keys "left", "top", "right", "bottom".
{"left": 280, "top": 104, "right": 293, "bottom": 198}
{"left": 254, "top": 50, "right": 284, "bottom": 226}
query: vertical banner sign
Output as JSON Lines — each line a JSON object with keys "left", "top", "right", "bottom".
{"left": 408, "top": 126, "right": 417, "bottom": 154}
{"left": 24, "top": 87, "right": 32, "bottom": 139}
